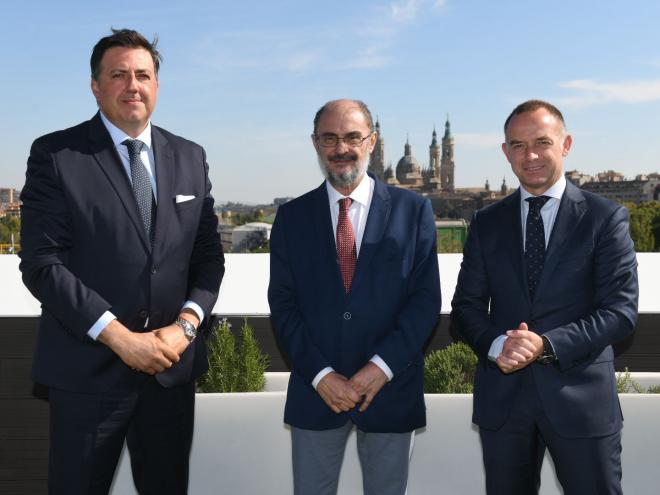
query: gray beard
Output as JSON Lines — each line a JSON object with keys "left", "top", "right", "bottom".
{"left": 317, "top": 154, "right": 368, "bottom": 190}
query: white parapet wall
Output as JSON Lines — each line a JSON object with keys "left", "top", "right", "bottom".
{"left": 2, "top": 252, "right": 659, "bottom": 316}
{"left": 109, "top": 373, "right": 660, "bottom": 495}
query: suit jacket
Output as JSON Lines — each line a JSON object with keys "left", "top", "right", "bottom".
{"left": 451, "top": 181, "right": 638, "bottom": 438}
{"left": 268, "top": 175, "right": 440, "bottom": 433}
{"left": 19, "top": 112, "right": 224, "bottom": 393}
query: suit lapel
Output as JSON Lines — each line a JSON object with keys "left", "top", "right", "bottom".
{"left": 536, "top": 182, "right": 587, "bottom": 296}
{"left": 501, "top": 190, "right": 528, "bottom": 299}
{"left": 88, "top": 113, "right": 151, "bottom": 251}
{"left": 312, "top": 183, "right": 345, "bottom": 291}
{"left": 152, "top": 126, "right": 174, "bottom": 252}
{"left": 350, "top": 177, "right": 391, "bottom": 295}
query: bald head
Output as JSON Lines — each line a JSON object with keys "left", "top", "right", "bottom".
{"left": 313, "top": 99, "right": 374, "bottom": 134}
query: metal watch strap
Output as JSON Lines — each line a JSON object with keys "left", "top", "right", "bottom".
{"left": 176, "top": 317, "right": 197, "bottom": 342}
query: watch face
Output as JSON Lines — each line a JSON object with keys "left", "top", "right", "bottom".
{"left": 537, "top": 354, "right": 555, "bottom": 365}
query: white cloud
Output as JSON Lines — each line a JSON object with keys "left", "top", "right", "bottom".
{"left": 196, "top": 1, "right": 447, "bottom": 75}
{"left": 556, "top": 78, "right": 660, "bottom": 108}
{"left": 388, "top": 0, "right": 422, "bottom": 23}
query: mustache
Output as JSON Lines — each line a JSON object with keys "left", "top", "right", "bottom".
{"left": 328, "top": 153, "right": 358, "bottom": 162}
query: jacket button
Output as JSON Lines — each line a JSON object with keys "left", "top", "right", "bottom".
{"left": 343, "top": 312, "right": 351, "bottom": 320}
{"left": 151, "top": 266, "right": 158, "bottom": 274}
{"left": 139, "top": 310, "right": 148, "bottom": 318}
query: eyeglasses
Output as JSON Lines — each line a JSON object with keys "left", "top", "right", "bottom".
{"left": 314, "top": 132, "right": 373, "bottom": 148}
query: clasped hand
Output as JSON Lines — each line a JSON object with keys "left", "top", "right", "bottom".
{"left": 317, "top": 362, "right": 388, "bottom": 414}
{"left": 99, "top": 314, "right": 197, "bottom": 375}
{"left": 496, "top": 322, "right": 544, "bottom": 374}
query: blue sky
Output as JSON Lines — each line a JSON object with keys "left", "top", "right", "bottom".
{"left": 3, "top": 0, "right": 660, "bottom": 203}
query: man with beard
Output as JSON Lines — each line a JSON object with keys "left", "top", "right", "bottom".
{"left": 268, "top": 99, "right": 440, "bottom": 495}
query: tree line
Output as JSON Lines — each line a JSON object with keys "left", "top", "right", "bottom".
{"left": 623, "top": 202, "right": 660, "bottom": 252}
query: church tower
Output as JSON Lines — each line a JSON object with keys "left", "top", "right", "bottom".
{"left": 369, "top": 118, "right": 385, "bottom": 180}
{"left": 501, "top": 177, "right": 508, "bottom": 196}
{"left": 441, "top": 117, "right": 455, "bottom": 192}
{"left": 429, "top": 126, "right": 441, "bottom": 178}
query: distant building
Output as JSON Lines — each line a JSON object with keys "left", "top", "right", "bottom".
{"left": 0, "top": 188, "right": 17, "bottom": 205}
{"left": 596, "top": 170, "right": 625, "bottom": 182}
{"left": 220, "top": 222, "right": 272, "bottom": 253}
{"left": 581, "top": 178, "right": 660, "bottom": 204}
{"left": 369, "top": 117, "right": 456, "bottom": 193}
{"left": 567, "top": 169, "right": 660, "bottom": 204}
{"left": 1, "top": 202, "right": 21, "bottom": 218}
{"left": 565, "top": 170, "right": 594, "bottom": 187}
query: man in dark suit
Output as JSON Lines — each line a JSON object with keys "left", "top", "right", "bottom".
{"left": 451, "top": 100, "right": 638, "bottom": 494}
{"left": 19, "top": 29, "right": 224, "bottom": 494}
{"left": 268, "top": 99, "right": 440, "bottom": 495}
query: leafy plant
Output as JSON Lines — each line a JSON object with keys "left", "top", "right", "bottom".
{"left": 424, "top": 342, "right": 477, "bottom": 393}
{"left": 646, "top": 384, "right": 660, "bottom": 394}
{"left": 197, "top": 318, "right": 269, "bottom": 393}
{"left": 616, "top": 367, "right": 645, "bottom": 393}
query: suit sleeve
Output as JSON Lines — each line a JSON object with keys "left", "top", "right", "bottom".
{"left": 185, "top": 148, "right": 224, "bottom": 323}
{"left": 545, "top": 204, "right": 638, "bottom": 371}
{"left": 450, "top": 211, "right": 502, "bottom": 360}
{"left": 19, "top": 139, "right": 112, "bottom": 340}
{"left": 268, "top": 207, "right": 333, "bottom": 384}
{"left": 372, "top": 199, "right": 441, "bottom": 376}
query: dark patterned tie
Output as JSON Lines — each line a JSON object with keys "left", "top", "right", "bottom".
{"left": 337, "top": 197, "right": 357, "bottom": 293}
{"left": 123, "top": 139, "right": 155, "bottom": 244}
{"left": 525, "top": 195, "right": 551, "bottom": 299}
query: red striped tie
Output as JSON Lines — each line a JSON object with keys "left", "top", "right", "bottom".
{"left": 337, "top": 198, "right": 357, "bottom": 293}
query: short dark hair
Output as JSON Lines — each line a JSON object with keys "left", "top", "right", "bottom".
{"left": 313, "top": 99, "right": 375, "bottom": 133}
{"left": 90, "top": 28, "right": 162, "bottom": 81}
{"left": 504, "top": 99, "right": 566, "bottom": 134}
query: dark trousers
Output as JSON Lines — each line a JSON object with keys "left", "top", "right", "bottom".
{"left": 480, "top": 369, "right": 622, "bottom": 495}
{"left": 48, "top": 376, "right": 195, "bottom": 495}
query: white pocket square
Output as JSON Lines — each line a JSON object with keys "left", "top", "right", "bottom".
{"left": 175, "top": 194, "right": 196, "bottom": 203}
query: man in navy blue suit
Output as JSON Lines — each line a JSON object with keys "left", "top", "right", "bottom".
{"left": 268, "top": 99, "right": 440, "bottom": 495}
{"left": 20, "top": 29, "right": 223, "bottom": 494}
{"left": 451, "top": 100, "right": 638, "bottom": 494}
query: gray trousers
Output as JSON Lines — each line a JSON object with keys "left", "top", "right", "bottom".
{"left": 291, "top": 422, "right": 414, "bottom": 495}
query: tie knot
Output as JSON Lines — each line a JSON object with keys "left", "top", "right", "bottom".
{"left": 339, "top": 197, "right": 353, "bottom": 212}
{"left": 526, "top": 195, "right": 550, "bottom": 214}
{"left": 123, "top": 139, "right": 144, "bottom": 156}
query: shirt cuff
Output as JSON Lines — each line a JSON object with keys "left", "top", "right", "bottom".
{"left": 488, "top": 335, "right": 508, "bottom": 362}
{"left": 182, "top": 301, "right": 205, "bottom": 326}
{"left": 87, "top": 311, "right": 117, "bottom": 340}
{"left": 312, "top": 367, "right": 334, "bottom": 390}
{"left": 370, "top": 355, "right": 393, "bottom": 381}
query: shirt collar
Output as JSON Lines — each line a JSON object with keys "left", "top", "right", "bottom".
{"left": 520, "top": 174, "right": 566, "bottom": 202}
{"left": 325, "top": 173, "right": 373, "bottom": 207}
{"left": 99, "top": 112, "right": 152, "bottom": 150}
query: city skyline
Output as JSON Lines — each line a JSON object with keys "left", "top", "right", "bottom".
{"left": 3, "top": 1, "right": 660, "bottom": 203}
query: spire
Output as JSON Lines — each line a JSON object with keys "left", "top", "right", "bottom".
{"left": 375, "top": 116, "right": 380, "bottom": 131}
{"left": 444, "top": 115, "right": 451, "bottom": 139}
{"left": 404, "top": 134, "right": 411, "bottom": 156}
{"left": 431, "top": 125, "right": 438, "bottom": 146}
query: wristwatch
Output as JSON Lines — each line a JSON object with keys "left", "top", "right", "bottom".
{"left": 175, "top": 317, "right": 197, "bottom": 343}
{"left": 536, "top": 336, "right": 557, "bottom": 364}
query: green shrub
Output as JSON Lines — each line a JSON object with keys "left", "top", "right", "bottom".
{"left": 616, "top": 368, "right": 645, "bottom": 393}
{"left": 197, "top": 318, "right": 269, "bottom": 393}
{"left": 424, "top": 342, "right": 477, "bottom": 393}
{"left": 646, "top": 384, "right": 660, "bottom": 394}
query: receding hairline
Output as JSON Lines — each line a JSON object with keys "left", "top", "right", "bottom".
{"left": 503, "top": 99, "right": 567, "bottom": 135}
{"left": 313, "top": 99, "right": 374, "bottom": 133}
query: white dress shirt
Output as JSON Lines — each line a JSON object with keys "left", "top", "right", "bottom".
{"left": 311, "top": 174, "right": 394, "bottom": 389}
{"left": 87, "top": 113, "right": 204, "bottom": 340}
{"left": 488, "top": 175, "right": 566, "bottom": 360}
